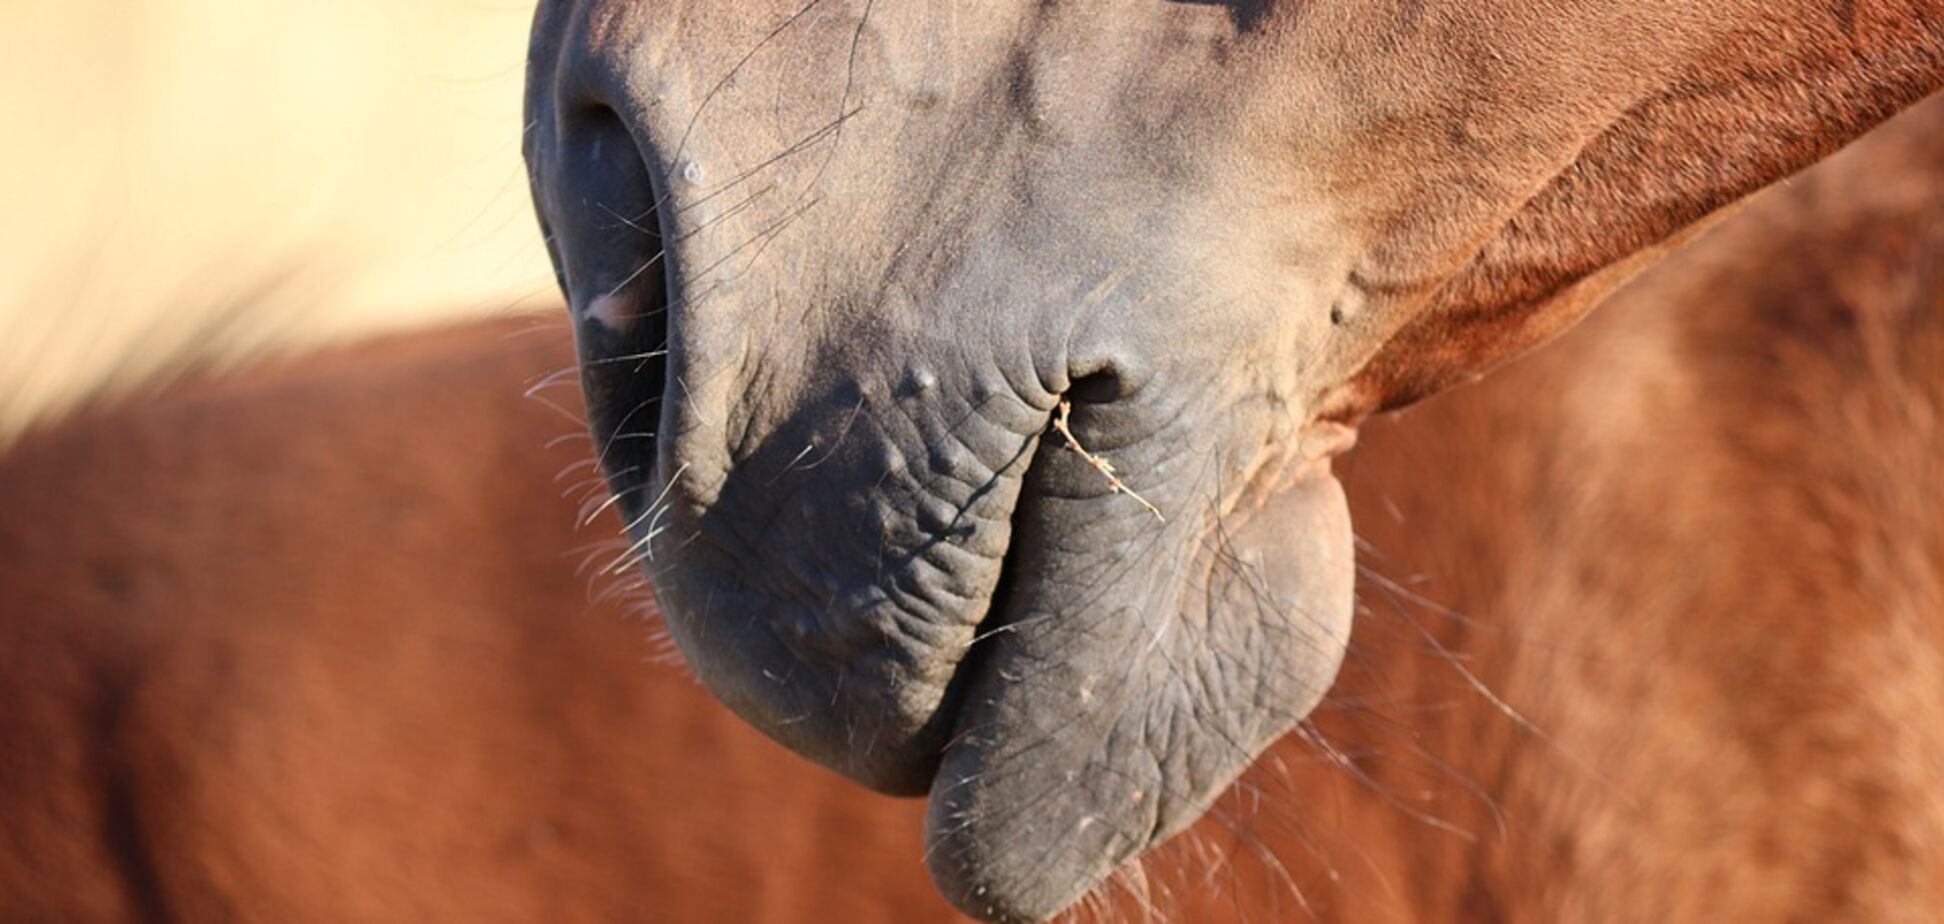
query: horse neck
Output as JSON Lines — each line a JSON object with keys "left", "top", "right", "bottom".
{"left": 1212, "top": 91, "right": 1944, "bottom": 922}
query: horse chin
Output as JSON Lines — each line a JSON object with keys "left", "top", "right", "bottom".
{"left": 918, "top": 474, "right": 1357, "bottom": 923}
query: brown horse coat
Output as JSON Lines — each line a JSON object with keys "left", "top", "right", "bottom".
{"left": 1, "top": 93, "right": 1940, "bottom": 923}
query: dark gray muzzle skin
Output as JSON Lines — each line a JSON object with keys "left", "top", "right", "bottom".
{"left": 524, "top": 5, "right": 1356, "bottom": 920}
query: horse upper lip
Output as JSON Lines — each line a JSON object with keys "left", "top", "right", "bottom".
{"left": 904, "top": 423, "right": 1049, "bottom": 788}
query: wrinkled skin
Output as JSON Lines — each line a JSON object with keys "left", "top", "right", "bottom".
{"left": 524, "top": 2, "right": 1942, "bottom": 920}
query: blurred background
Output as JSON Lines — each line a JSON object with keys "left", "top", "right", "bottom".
{"left": 0, "top": 0, "right": 554, "bottom": 444}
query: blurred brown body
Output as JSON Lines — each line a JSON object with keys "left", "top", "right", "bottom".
{"left": 0, "top": 321, "right": 950, "bottom": 923}
{"left": 2, "top": 99, "right": 1941, "bottom": 924}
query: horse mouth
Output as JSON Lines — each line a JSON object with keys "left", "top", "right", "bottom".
{"left": 585, "top": 408, "right": 1170, "bottom": 920}
{"left": 555, "top": 115, "right": 1352, "bottom": 924}
{"left": 576, "top": 334, "right": 1357, "bottom": 922}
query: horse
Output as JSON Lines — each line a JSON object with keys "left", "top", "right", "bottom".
{"left": 3, "top": 84, "right": 1939, "bottom": 923}
{"left": 524, "top": 2, "right": 1943, "bottom": 917}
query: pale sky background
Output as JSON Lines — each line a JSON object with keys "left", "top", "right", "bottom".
{"left": 0, "top": 0, "right": 556, "bottom": 442}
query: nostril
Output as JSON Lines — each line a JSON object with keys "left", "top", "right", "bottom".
{"left": 1064, "top": 345, "right": 1148, "bottom": 406}
{"left": 551, "top": 103, "right": 665, "bottom": 330}
{"left": 543, "top": 100, "right": 673, "bottom": 514}
{"left": 1065, "top": 367, "right": 1129, "bottom": 406}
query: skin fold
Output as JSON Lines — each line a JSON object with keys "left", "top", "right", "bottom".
{"left": 524, "top": 2, "right": 1943, "bottom": 919}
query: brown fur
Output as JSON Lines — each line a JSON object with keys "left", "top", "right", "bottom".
{"left": 1322, "top": 0, "right": 1944, "bottom": 412}
{"left": 2, "top": 92, "right": 1940, "bottom": 924}
{"left": 1191, "top": 88, "right": 1944, "bottom": 922}
{"left": 0, "top": 325, "right": 947, "bottom": 922}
